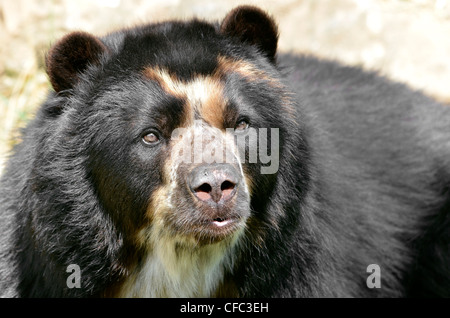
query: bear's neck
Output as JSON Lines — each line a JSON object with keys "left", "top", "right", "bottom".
{"left": 116, "top": 236, "right": 238, "bottom": 298}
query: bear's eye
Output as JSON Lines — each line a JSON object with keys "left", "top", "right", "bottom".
{"left": 235, "top": 119, "right": 249, "bottom": 132}
{"left": 142, "top": 132, "right": 160, "bottom": 146}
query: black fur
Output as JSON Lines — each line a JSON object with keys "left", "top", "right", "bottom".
{"left": 0, "top": 6, "right": 448, "bottom": 297}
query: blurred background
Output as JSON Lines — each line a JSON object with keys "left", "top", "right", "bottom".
{"left": 1, "top": 0, "right": 450, "bottom": 174}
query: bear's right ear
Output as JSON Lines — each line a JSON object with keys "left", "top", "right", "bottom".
{"left": 46, "top": 32, "right": 107, "bottom": 93}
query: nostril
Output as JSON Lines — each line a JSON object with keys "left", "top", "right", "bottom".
{"left": 196, "top": 183, "right": 212, "bottom": 193}
{"left": 221, "top": 180, "right": 235, "bottom": 191}
{"left": 194, "top": 183, "right": 212, "bottom": 201}
{"left": 221, "top": 180, "right": 235, "bottom": 199}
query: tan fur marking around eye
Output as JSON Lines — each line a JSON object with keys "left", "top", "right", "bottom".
{"left": 192, "top": 77, "right": 226, "bottom": 129}
{"left": 143, "top": 66, "right": 227, "bottom": 129}
{"left": 143, "top": 67, "right": 185, "bottom": 99}
{"left": 216, "top": 56, "right": 258, "bottom": 79}
{"left": 143, "top": 58, "right": 294, "bottom": 129}
{"left": 215, "top": 56, "right": 297, "bottom": 121}
{"left": 215, "top": 55, "right": 282, "bottom": 88}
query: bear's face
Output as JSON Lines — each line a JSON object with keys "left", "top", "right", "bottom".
{"left": 44, "top": 6, "right": 293, "bottom": 296}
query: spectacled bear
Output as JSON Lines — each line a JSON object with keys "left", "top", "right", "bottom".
{"left": 0, "top": 5, "right": 449, "bottom": 297}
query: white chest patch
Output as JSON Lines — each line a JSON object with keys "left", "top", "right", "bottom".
{"left": 117, "top": 232, "right": 240, "bottom": 298}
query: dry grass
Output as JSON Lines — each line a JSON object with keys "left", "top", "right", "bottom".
{"left": 0, "top": 59, "right": 49, "bottom": 173}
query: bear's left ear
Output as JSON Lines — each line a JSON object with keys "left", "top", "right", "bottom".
{"left": 220, "top": 6, "right": 279, "bottom": 62}
{"left": 46, "top": 31, "right": 107, "bottom": 93}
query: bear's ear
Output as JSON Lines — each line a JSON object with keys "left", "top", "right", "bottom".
{"left": 220, "top": 6, "right": 279, "bottom": 62}
{"left": 46, "top": 32, "right": 107, "bottom": 93}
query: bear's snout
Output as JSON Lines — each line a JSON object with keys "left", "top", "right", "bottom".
{"left": 188, "top": 163, "right": 240, "bottom": 204}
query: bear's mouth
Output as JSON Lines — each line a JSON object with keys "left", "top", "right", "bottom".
{"left": 212, "top": 217, "right": 234, "bottom": 227}
{"left": 205, "top": 215, "right": 241, "bottom": 231}
{"left": 190, "top": 214, "right": 245, "bottom": 245}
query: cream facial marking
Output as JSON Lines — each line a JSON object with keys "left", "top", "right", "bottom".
{"left": 143, "top": 67, "right": 226, "bottom": 128}
{"left": 142, "top": 55, "right": 288, "bottom": 128}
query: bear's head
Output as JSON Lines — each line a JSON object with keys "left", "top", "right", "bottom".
{"left": 38, "top": 6, "right": 307, "bottom": 297}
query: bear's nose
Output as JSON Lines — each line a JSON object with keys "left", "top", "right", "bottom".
{"left": 188, "top": 164, "right": 239, "bottom": 203}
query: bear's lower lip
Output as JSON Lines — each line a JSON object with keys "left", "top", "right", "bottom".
{"left": 191, "top": 217, "right": 242, "bottom": 245}
{"left": 211, "top": 218, "right": 233, "bottom": 227}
